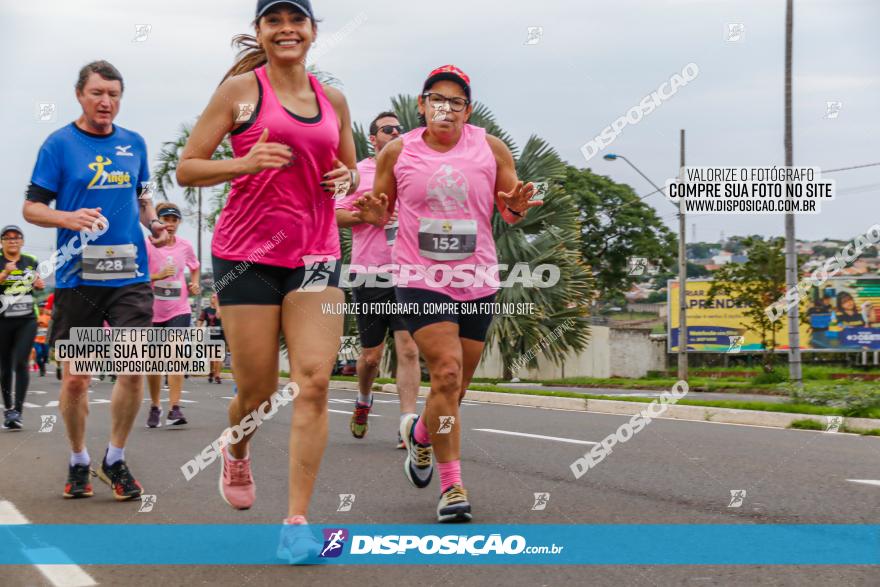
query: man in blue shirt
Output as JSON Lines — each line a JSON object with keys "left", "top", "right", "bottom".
{"left": 23, "top": 60, "right": 169, "bottom": 501}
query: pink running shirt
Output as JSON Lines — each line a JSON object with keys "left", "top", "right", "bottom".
{"left": 392, "top": 124, "right": 498, "bottom": 301}
{"left": 146, "top": 237, "right": 199, "bottom": 323}
{"left": 213, "top": 66, "right": 341, "bottom": 267}
{"left": 335, "top": 158, "right": 396, "bottom": 272}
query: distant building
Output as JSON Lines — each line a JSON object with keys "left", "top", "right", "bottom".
{"left": 711, "top": 251, "right": 733, "bottom": 265}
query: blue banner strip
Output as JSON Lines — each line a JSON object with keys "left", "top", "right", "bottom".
{"left": 1, "top": 524, "right": 878, "bottom": 565}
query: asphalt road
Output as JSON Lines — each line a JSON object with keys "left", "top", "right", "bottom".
{"left": 1, "top": 371, "right": 878, "bottom": 586}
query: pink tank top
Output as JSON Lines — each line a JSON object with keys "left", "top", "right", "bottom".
{"left": 213, "top": 66, "right": 341, "bottom": 268}
{"left": 335, "top": 158, "right": 397, "bottom": 271}
{"left": 393, "top": 124, "right": 498, "bottom": 301}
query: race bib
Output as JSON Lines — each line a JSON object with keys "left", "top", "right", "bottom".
{"left": 1, "top": 294, "right": 33, "bottom": 318}
{"left": 82, "top": 245, "right": 138, "bottom": 281}
{"left": 418, "top": 218, "right": 477, "bottom": 261}
{"left": 154, "top": 279, "right": 182, "bottom": 301}
{"left": 385, "top": 220, "right": 398, "bottom": 247}
{"left": 37, "top": 327, "right": 48, "bottom": 337}
{"left": 209, "top": 326, "right": 223, "bottom": 337}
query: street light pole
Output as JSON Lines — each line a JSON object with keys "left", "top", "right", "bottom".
{"left": 784, "top": 0, "right": 802, "bottom": 384}
{"left": 678, "top": 130, "right": 688, "bottom": 381}
{"left": 603, "top": 145, "right": 688, "bottom": 381}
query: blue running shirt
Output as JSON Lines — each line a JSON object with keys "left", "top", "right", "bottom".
{"left": 29, "top": 123, "right": 151, "bottom": 288}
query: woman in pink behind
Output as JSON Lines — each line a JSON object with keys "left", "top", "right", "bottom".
{"left": 144, "top": 202, "right": 200, "bottom": 428}
{"left": 355, "top": 65, "right": 542, "bottom": 523}
{"left": 176, "top": 0, "right": 357, "bottom": 555}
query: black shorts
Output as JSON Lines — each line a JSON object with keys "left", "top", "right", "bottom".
{"left": 352, "top": 280, "right": 408, "bottom": 348}
{"left": 153, "top": 313, "right": 192, "bottom": 328}
{"left": 395, "top": 288, "right": 496, "bottom": 342}
{"left": 49, "top": 283, "right": 153, "bottom": 346}
{"left": 212, "top": 255, "right": 342, "bottom": 306}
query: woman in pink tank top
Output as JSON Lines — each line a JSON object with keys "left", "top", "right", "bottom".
{"left": 354, "top": 65, "right": 543, "bottom": 523}
{"left": 176, "top": 0, "right": 357, "bottom": 549}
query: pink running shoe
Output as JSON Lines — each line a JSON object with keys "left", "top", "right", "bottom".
{"left": 218, "top": 445, "right": 255, "bottom": 510}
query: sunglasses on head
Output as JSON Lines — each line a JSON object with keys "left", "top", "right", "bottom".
{"left": 377, "top": 125, "right": 403, "bottom": 135}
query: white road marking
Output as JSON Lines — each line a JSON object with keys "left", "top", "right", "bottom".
{"left": 328, "top": 408, "right": 382, "bottom": 417}
{"left": 473, "top": 428, "right": 598, "bottom": 446}
{"left": 0, "top": 499, "right": 97, "bottom": 587}
{"left": 22, "top": 402, "right": 41, "bottom": 408}
{"left": 45, "top": 401, "right": 59, "bottom": 408}
{"left": 847, "top": 479, "right": 880, "bottom": 487}
{"left": 29, "top": 390, "right": 47, "bottom": 395}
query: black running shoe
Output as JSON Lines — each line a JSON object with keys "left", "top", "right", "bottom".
{"left": 97, "top": 453, "right": 144, "bottom": 501}
{"left": 63, "top": 464, "right": 95, "bottom": 498}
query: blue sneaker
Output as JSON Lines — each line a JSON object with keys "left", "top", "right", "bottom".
{"left": 276, "top": 519, "right": 324, "bottom": 565}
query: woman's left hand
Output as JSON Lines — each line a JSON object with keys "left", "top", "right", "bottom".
{"left": 189, "top": 282, "right": 201, "bottom": 296}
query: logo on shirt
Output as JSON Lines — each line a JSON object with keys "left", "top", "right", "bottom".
{"left": 426, "top": 164, "right": 470, "bottom": 213}
{"left": 87, "top": 155, "right": 132, "bottom": 190}
{"left": 115, "top": 145, "right": 134, "bottom": 156}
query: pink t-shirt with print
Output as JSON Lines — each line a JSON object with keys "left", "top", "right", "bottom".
{"left": 146, "top": 237, "right": 199, "bottom": 323}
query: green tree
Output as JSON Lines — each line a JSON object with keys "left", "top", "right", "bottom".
{"left": 153, "top": 124, "right": 234, "bottom": 270}
{"left": 687, "top": 262, "right": 711, "bottom": 278}
{"left": 706, "top": 237, "right": 787, "bottom": 372}
{"left": 352, "top": 95, "right": 593, "bottom": 377}
{"left": 562, "top": 167, "right": 676, "bottom": 302}
{"left": 687, "top": 242, "right": 718, "bottom": 260}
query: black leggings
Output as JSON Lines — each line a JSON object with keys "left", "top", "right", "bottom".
{"left": 0, "top": 317, "right": 36, "bottom": 412}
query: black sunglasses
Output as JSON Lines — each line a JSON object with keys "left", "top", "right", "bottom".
{"left": 377, "top": 125, "right": 403, "bottom": 135}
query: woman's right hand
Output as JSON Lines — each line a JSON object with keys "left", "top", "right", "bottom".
{"left": 240, "top": 128, "right": 293, "bottom": 174}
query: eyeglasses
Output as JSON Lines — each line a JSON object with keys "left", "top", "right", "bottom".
{"left": 1, "top": 236, "right": 22, "bottom": 242}
{"left": 422, "top": 92, "right": 469, "bottom": 112}
{"left": 378, "top": 125, "right": 403, "bottom": 135}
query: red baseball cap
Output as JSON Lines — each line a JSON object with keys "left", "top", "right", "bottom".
{"left": 422, "top": 65, "right": 471, "bottom": 101}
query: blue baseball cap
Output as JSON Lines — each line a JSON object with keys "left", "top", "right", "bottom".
{"left": 256, "top": 0, "right": 314, "bottom": 20}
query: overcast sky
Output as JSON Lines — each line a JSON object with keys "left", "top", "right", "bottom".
{"left": 3, "top": 0, "right": 878, "bottom": 262}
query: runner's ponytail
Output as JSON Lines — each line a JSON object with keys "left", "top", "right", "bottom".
{"left": 222, "top": 34, "right": 267, "bottom": 84}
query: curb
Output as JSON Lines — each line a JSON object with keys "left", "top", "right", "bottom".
{"left": 329, "top": 379, "right": 880, "bottom": 434}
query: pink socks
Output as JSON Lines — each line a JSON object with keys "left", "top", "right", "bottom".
{"left": 438, "top": 460, "right": 462, "bottom": 492}
{"left": 413, "top": 415, "right": 431, "bottom": 445}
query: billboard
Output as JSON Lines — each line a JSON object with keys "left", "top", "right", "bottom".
{"left": 667, "top": 278, "right": 880, "bottom": 352}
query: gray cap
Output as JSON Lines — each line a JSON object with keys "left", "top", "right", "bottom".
{"left": 1, "top": 225, "right": 23, "bottom": 238}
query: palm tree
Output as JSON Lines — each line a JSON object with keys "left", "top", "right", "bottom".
{"left": 153, "top": 125, "right": 234, "bottom": 271}
{"left": 354, "top": 96, "right": 593, "bottom": 378}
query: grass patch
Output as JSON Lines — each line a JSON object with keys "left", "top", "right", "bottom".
{"left": 789, "top": 418, "right": 825, "bottom": 431}
{"left": 789, "top": 419, "right": 880, "bottom": 437}
{"left": 465, "top": 383, "right": 869, "bottom": 417}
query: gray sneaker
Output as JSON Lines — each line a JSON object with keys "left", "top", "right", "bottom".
{"left": 399, "top": 414, "right": 433, "bottom": 488}
{"left": 166, "top": 405, "right": 187, "bottom": 426}
{"left": 3, "top": 409, "right": 22, "bottom": 430}
{"left": 146, "top": 406, "right": 162, "bottom": 428}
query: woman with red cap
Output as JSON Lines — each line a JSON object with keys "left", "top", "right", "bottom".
{"left": 355, "top": 65, "right": 542, "bottom": 522}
